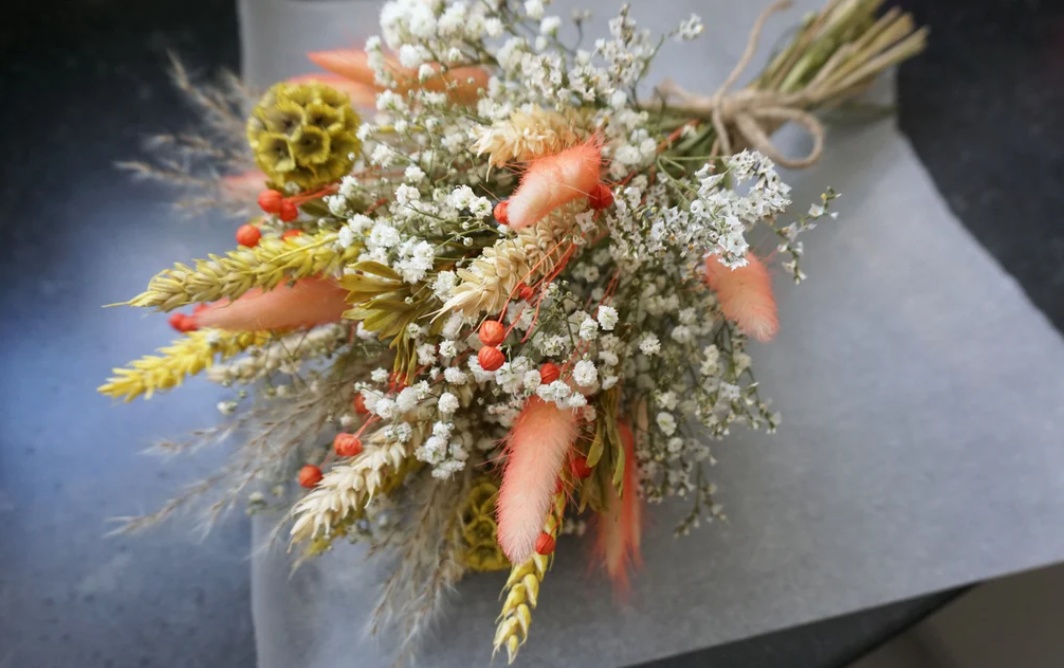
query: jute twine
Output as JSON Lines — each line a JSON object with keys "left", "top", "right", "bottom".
{"left": 654, "top": 0, "right": 926, "bottom": 169}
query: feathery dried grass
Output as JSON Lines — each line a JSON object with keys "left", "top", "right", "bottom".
{"left": 367, "top": 472, "right": 470, "bottom": 665}
{"left": 119, "top": 54, "right": 257, "bottom": 216}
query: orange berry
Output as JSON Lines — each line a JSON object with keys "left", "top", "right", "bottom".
{"left": 493, "top": 200, "right": 509, "bottom": 225}
{"left": 571, "top": 456, "right": 593, "bottom": 479}
{"left": 281, "top": 229, "right": 302, "bottom": 240}
{"left": 518, "top": 283, "right": 535, "bottom": 301}
{"left": 236, "top": 224, "right": 261, "bottom": 248}
{"left": 534, "top": 531, "right": 556, "bottom": 555}
{"left": 478, "top": 320, "right": 506, "bottom": 347}
{"left": 588, "top": 183, "right": 614, "bottom": 210}
{"left": 278, "top": 200, "right": 299, "bottom": 222}
{"left": 478, "top": 345, "right": 505, "bottom": 372}
{"left": 168, "top": 312, "right": 197, "bottom": 333}
{"left": 298, "top": 464, "right": 323, "bottom": 488}
{"left": 333, "top": 433, "right": 363, "bottom": 457}
{"left": 257, "top": 189, "right": 283, "bottom": 214}
{"left": 539, "top": 362, "right": 561, "bottom": 384}
{"left": 353, "top": 393, "right": 369, "bottom": 415}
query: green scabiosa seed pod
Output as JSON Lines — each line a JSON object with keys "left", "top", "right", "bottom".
{"left": 247, "top": 82, "right": 361, "bottom": 191}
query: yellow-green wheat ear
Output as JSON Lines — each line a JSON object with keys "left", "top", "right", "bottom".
{"left": 493, "top": 492, "right": 565, "bottom": 664}
{"left": 98, "top": 330, "right": 270, "bottom": 402}
{"left": 247, "top": 82, "right": 361, "bottom": 191}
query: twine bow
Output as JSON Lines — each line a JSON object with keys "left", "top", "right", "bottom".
{"left": 656, "top": 1, "right": 825, "bottom": 169}
{"left": 653, "top": 0, "right": 926, "bottom": 169}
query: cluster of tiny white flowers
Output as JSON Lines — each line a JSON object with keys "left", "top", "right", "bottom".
{"left": 255, "top": 0, "right": 835, "bottom": 535}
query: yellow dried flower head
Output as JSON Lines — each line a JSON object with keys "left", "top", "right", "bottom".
{"left": 459, "top": 478, "right": 510, "bottom": 572}
{"left": 472, "top": 106, "right": 587, "bottom": 168}
{"left": 247, "top": 82, "right": 361, "bottom": 191}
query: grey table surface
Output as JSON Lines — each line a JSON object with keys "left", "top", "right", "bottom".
{"left": 248, "top": 2, "right": 1064, "bottom": 668}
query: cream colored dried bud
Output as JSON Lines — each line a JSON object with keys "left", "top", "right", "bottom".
{"left": 473, "top": 106, "right": 587, "bottom": 167}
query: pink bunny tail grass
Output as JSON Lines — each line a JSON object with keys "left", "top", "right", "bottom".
{"left": 193, "top": 278, "right": 348, "bottom": 332}
{"left": 306, "top": 49, "right": 384, "bottom": 87}
{"left": 704, "top": 253, "right": 779, "bottom": 343}
{"left": 496, "top": 397, "right": 579, "bottom": 563}
{"left": 287, "top": 74, "right": 378, "bottom": 109}
{"left": 306, "top": 49, "right": 486, "bottom": 106}
{"left": 506, "top": 140, "right": 603, "bottom": 230}
{"left": 595, "top": 421, "right": 643, "bottom": 594}
{"left": 220, "top": 170, "right": 267, "bottom": 200}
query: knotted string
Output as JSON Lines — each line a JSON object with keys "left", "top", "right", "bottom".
{"left": 653, "top": 0, "right": 927, "bottom": 169}
{"left": 657, "top": 0, "right": 827, "bottom": 168}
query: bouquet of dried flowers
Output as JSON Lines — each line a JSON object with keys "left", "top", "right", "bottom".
{"left": 100, "top": 0, "right": 925, "bottom": 663}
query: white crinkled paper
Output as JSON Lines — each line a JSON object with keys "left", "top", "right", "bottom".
{"left": 247, "top": 1, "right": 1064, "bottom": 666}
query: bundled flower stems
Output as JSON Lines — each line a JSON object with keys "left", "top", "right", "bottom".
{"left": 100, "top": 0, "right": 925, "bottom": 663}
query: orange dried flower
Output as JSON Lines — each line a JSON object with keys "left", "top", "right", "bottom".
{"left": 539, "top": 362, "right": 561, "bottom": 384}
{"left": 479, "top": 320, "right": 506, "bottom": 347}
{"left": 493, "top": 200, "right": 509, "bottom": 225}
{"left": 298, "top": 464, "right": 323, "bottom": 488}
{"left": 534, "top": 531, "right": 556, "bottom": 555}
{"left": 257, "top": 189, "right": 283, "bottom": 214}
{"left": 333, "top": 433, "right": 363, "bottom": 457}
{"left": 235, "top": 224, "right": 261, "bottom": 248}
{"left": 353, "top": 393, "right": 369, "bottom": 415}
{"left": 478, "top": 345, "right": 505, "bottom": 372}
{"left": 570, "top": 455, "right": 593, "bottom": 479}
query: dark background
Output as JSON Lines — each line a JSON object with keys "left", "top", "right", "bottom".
{"left": 0, "top": 1, "right": 1061, "bottom": 667}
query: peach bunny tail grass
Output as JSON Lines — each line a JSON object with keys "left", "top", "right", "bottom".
{"left": 220, "top": 170, "right": 267, "bottom": 201}
{"left": 193, "top": 278, "right": 349, "bottom": 332}
{"left": 306, "top": 49, "right": 387, "bottom": 87}
{"left": 595, "top": 421, "right": 643, "bottom": 594}
{"left": 496, "top": 397, "right": 579, "bottom": 563}
{"left": 287, "top": 73, "right": 378, "bottom": 109}
{"left": 419, "top": 65, "right": 490, "bottom": 106}
{"left": 307, "top": 49, "right": 486, "bottom": 106}
{"left": 506, "top": 139, "right": 603, "bottom": 230}
{"left": 704, "top": 253, "right": 779, "bottom": 343}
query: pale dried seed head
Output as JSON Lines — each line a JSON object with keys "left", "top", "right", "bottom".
{"left": 473, "top": 106, "right": 588, "bottom": 168}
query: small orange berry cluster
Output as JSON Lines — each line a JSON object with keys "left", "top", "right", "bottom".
{"left": 476, "top": 320, "right": 507, "bottom": 371}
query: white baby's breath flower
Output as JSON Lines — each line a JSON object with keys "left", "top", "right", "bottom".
{"left": 676, "top": 14, "right": 704, "bottom": 41}
{"left": 640, "top": 334, "right": 661, "bottom": 356}
{"left": 405, "top": 165, "right": 425, "bottom": 183}
{"left": 656, "top": 412, "right": 677, "bottom": 436}
{"left": 596, "top": 305, "right": 618, "bottom": 330}
{"left": 572, "top": 360, "right": 598, "bottom": 387}
{"left": 524, "top": 0, "right": 544, "bottom": 20}
{"left": 438, "top": 392, "right": 460, "bottom": 415}
{"left": 540, "top": 16, "right": 561, "bottom": 35}
{"left": 416, "top": 343, "right": 437, "bottom": 365}
{"left": 443, "top": 366, "right": 468, "bottom": 384}
{"left": 398, "top": 44, "right": 423, "bottom": 68}
{"left": 578, "top": 318, "right": 599, "bottom": 341}
{"left": 338, "top": 225, "right": 355, "bottom": 249}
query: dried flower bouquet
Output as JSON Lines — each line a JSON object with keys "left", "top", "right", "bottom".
{"left": 100, "top": 0, "right": 925, "bottom": 663}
